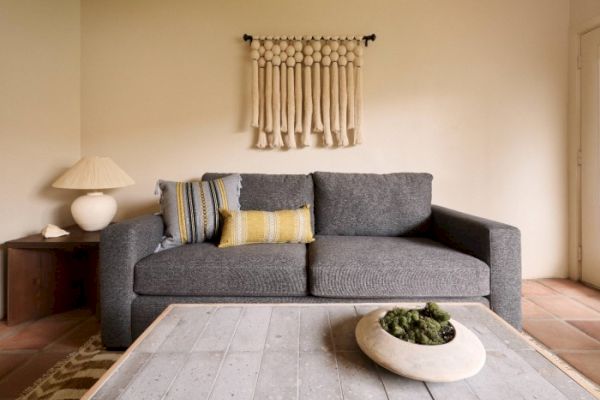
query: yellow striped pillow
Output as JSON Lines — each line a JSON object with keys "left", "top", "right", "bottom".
{"left": 218, "top": 205, "right": 315, "bottom": 248}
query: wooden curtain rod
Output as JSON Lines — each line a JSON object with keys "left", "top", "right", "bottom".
{"left": 242, "top": 33, "right": 377, "bottom": 47}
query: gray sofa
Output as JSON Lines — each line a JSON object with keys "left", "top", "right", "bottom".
{"left": 100, "top": 172, "right": 521, "bottom": 348}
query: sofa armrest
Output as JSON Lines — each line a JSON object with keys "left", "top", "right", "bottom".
{"left": 100, "top": 214, "right": 163, "bottom": 348}
{"left": 430, "top": 205, "right": 522, "bottom": 329}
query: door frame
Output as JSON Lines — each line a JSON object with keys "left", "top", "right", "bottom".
{"left": 569, "top": 16, "right": 600, "bottom": 284}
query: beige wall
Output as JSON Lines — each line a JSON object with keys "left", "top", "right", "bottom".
{"left": 570, "top": 0, "right": 600, "bottom": 26}
{"left": 80, "top": 0, "right": 569, "bottom": 279}
{"left": 0, "top": 0, "right": 81, "bottom": 319}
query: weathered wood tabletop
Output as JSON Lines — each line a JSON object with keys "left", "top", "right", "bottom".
{"left": 84, "top": 303, "right": 600, "bottom": 400}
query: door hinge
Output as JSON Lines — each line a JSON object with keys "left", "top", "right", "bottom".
{"left": 578, "top": 150, "right": 583, "bottom": 166}
{"left": 578, "top": 245, "right": 583, "bottom": 262}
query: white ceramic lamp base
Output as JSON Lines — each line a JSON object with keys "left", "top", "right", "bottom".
{"left": 71, "top": 192, "right": 117, "bottom": 231}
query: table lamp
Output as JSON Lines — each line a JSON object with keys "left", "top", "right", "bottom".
{"left": 52, "top": 156, "right": 134, "bottom": 231}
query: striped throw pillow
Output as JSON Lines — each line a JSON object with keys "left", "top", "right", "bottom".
{"left": 218, "top": 205, "right": 315, "bottom": 248}
{"left": 156, "top": 174, "right": 241, "bottom": 250}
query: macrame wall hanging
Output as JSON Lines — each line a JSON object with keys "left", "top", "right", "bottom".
{"left": 244, "top": 34, "right": 376, "bottom": 149}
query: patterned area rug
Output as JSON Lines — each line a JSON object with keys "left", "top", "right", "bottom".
{"left": 18, "top": 334, "right": 122, "bottom": 400}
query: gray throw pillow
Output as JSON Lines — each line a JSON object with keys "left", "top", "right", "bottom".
{"left": 156, "top": 174, "right": 242, "bottom": 250}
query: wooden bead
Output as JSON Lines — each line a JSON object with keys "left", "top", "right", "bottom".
{"left": 338, "top": 45, "right": 347, "bottom": 55}
{"left": 286, "top": 57, "right": 295, "bottom": 67}
{"left": 339, "top": 55, "right": 347, "bottom": 66}
{"left": 304, "top": 55, "right": 313, "bottom": 66}
{"left": 279, "top": 40, "right": 288, "bottom": 50}
{"left": 312, "top": 40, "right": 322, "bottom": 51}
{"left": 286, "top": 46, "right": 295, "bottom": 56}
{"left": 330, "top": 51, "right": 339, "bottom": 62}
{"left": 303, "top": 45, "right": 314, "bottom": 56}
{"left": 265, "top": 50, "right": 273, "bottom": 61}
{"left": 258, "top": 46, "right": 265, "bottom": 55}
{"left": 313, "top": 51, "right": 322, "bottom": 62}
{"left": 322, "top": 56, "right": 331, "bottom": 66}
{"left": 272, "top": 55, "right": 281, "bottom": 66}
{"left": 354, "top": 45, "right": 364, "bottom": 56}
{"left": 272, "top": 45, "right": 281, "bottom": 55}
{"left": 281, "top": 52, "right": 288, "bottom": 61}
{"left": 264, "top": 40, "right": 273, "bottom": 49}
{"left": 322, "top": 45, "right": 332, "bottom": 55}
{"left": 250, "top": 50, "right": 260, "bottom": 60}
{"left": 345, "top": 40, "right": 356, "bottom": 51}
{"left": 258, "top": 58, "right": 266, "bottom": 67}
{"left": 251, "top": 40, "right": 260, "bottom": 50}
{"left": 330, "top": 41, "right": 339, "bottom": 51}
{"left": 346, "top": 52, "right": 355, "bottom": 62}
{"left": 294, "top": 52, "right": 304, "bottom": 62}
{"left": 294, "top": 41, "right": 303, "bottom": 51}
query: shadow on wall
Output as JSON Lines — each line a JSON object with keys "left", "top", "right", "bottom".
{"left": 119, "top": 199, "right": 161, "bottom": 221}
{"left": 237, "top": 43, "right": 250, "bottom": 135}
{"left": 0, "top": 248, "right": 6, "bottom": 320}
{"left": 36, "top": 167, "right": 77, "bottom": 228}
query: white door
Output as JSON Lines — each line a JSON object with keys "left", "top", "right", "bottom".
{"left": 582, "top": 26, "right": 600, "bottom": 288}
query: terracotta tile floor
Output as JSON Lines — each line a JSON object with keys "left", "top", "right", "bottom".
{"left": 523, "top": 278, "right": 600, "bottom": 386}
{"left": 0, "top": 280, "right": 599, "bottom": 398}
{"left": 0, "top": 309, "right": 98, "bottom": 400}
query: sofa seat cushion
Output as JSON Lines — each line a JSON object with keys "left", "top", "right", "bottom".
{"left": 134, "top": 242, "right": 308, "bottom": 296}
{"left": 309, "top": 236, "right": 490, "bottom": 298}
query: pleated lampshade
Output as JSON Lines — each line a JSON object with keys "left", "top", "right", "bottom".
{"left": 52, "top": 156, "right": 134, "bottom": 190}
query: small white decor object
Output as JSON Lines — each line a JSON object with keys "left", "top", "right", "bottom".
{"left": 52, "top": 156, "right": 134, "bottom": 232}
{"left": 41, "top": 224, "right": 70, "bottom": 238}
{"left": 246, "top": 34, "right": 374, "bottom": 149}
{"left": 355, "top": 308, "right": 486, "bottom": 382}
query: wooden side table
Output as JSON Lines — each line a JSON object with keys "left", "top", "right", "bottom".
{"left": 5, "top": 226, "right": 100, "bottom": 325}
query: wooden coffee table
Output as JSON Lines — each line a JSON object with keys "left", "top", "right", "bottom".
{"left": 84, "top": 303, "right": 600, "bottom": 399}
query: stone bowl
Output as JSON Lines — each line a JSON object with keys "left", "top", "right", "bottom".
{"left": 355, "top": 308, "right": 486, "bottom": 382}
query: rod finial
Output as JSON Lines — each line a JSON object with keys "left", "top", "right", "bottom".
{"left": 363, "top": 34, "right": 376, "bottom": 47}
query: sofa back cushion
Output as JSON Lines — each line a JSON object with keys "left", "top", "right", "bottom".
{"left": 202, "top": 173, "right": 314, "bottom": 213}
{"left": 313, "top": 172, "right": 433, "bottom": 236}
